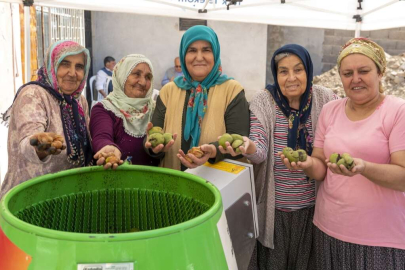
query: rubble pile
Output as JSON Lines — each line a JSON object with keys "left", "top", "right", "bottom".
{"left": 313, "top": 53, "right": 405, "bottom": 99}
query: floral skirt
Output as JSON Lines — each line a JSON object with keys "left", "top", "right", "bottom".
{"left": 313, "top": 226, "right": 405, "bottom": 270}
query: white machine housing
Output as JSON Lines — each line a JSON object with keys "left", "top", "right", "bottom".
{"left": 186, "top": 159, "right": 258, "bottom": 270}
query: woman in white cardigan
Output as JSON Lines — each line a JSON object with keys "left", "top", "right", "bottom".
{"left": 221, "top": 44, "right": 336, "bottom": 270}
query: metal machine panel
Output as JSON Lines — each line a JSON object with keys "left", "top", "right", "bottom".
{"left": 226, "top": 193, "right": 256, "bottom": 270}
{"left": 186, "top": 159, "right": 259, "bottom": 270}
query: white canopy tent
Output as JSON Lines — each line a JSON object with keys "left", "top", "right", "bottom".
{"left": 4, "top": 0, "right": 405, "bottom": 31}
{"left": 2, "top": 0, "right": 405, "bottom": 81}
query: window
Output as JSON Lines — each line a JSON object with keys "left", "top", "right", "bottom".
{"left": 35, "top": 6, "right": 85, "bottom": 67}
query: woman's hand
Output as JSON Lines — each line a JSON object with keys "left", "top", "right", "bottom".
{"left": 218, "top": 136, "right": 255, "bottom": 156}
{"left": 30, "top": 132, "right": 67, "bottom": 160}
{"left": 326, "top": 157, "right": 366, "bottom": 176}
{"left": 278, "top": 152, "right": 314, "bottom": 170}
{"left": 144, "top": 122, "right": 177, "bottom": 153}
{"left": 177, "top": 144, "right": 216, "bottom": 169}
{"left": 94, "top": 145, "right": 123, "bottom": 170}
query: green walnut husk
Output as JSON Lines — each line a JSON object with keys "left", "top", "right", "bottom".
{"left": 232, "top": 139, "right": 243, "bottom": 154}
{"left": 296, "top": 149, "right": 307, "bottom": 161}
{"left": 285, "top": 150, "right": 299, "bottom": 163}
{"left": 148, "top": 133, "right": 165, "bottom": 148}
{"left": 163, "top": 133, "right": 173, "bottom": 145}
{"left": 219, "top": 133, "right": 233, "bottom": 148}
{"left": 231, "top": 134, "right": 243, "bottom": 142}
{"left": 282, "top": 147, "right": 293, "bottom": 156}
{"left": 329, "top": 152, "right": 354, "bottom": 170}
{"left": 282, "top": 147, "right": 307, "bottom": 163}
{"left": 219, "top": 133, "right": 244, "bottom": 153}
{"left": 148, "top": 126, "right": 163, "bottom": 136}
{"left": 329, "top": 153, "right": 340, "bottom": 164}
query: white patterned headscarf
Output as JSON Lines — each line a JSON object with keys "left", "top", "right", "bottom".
{"left": 100, "top": 54, "right": 154, "bottom": 137}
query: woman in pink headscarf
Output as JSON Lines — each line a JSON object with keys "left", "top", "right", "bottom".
{"left": 1, "top": 40, "right": 92, "bottom": 198}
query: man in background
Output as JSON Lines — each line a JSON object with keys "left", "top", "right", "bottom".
{"left": 161, "top": 57, "right": 183, "bottom": 87}
{"left": 95, "top": 56, "right": 116, "bottom": 100}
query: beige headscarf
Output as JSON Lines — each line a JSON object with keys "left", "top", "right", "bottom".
{"left": 337, "top": 37, "right": 386, "bottom": 93}
{"left": 100, "top": 54, "right": 154, "bottom": 137}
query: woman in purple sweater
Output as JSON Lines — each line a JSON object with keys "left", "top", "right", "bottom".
{"left": 90, "top": 54, "right": 159, "bottom": 169}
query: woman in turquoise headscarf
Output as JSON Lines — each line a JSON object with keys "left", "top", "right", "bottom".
{"left": 145, "top": 25, "right": 249, "bottom": 171}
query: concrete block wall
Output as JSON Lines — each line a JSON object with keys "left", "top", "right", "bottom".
{"left": 369, "top": 28, "right": 405, "bottom": 56}
{"left": 266, "top": 26, "right": 405, "bottom": 82}
{"left": 266, "top": 25, "right": 324, "bottom": 85}
{"left": 321, "top": 29, "right": 355, "bottom": 73}
{"left": 322, "top": 27, "right": 405, "bottom": 73}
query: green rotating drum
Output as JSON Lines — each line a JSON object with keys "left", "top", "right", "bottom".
{"left": 0, "top": 164, "right": 233, "bottom": 270}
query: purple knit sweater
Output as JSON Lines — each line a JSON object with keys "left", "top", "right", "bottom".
{"left": 90, "top": 103, "right": 159, "bottom": 166}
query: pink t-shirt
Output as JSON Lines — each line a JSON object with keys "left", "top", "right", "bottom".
{"left": 314, "top": 95, "right": 405, "bottom": 250}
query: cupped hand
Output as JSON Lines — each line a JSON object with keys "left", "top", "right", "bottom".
{"left": 30, "top": 132, "right": 67, "bottom": 159}
{"left": 278, "top": 152, "right": 314, "bottom": 170}
{"left": 326, "top": 157, "right": 365, "bottom": 176}
{"left": 177, "top": 144, "right": 216, "bottom": 169}
{"left": 144, "top": 122, "right": 177, "bottom": 154}
{"left": 94, "top": 145, "right": 123, "bottom": 170}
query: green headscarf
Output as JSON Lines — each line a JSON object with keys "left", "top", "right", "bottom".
{"left": 100, "top": 54, "right": 154, "bottom": 137}
{"left": 174, "top": 25, "right": 231, "bottom": 147}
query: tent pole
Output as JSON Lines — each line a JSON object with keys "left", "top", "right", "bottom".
{"left": 355, "top": 23, "right": 361, "bottom": 38}
{"left": 10, "top": 4, "right": 17, "bottom": 94}
{"left": 23, "top": 5, "right": 31, "bottom": 83}
{"left": 23, "top": 0, "right": 33, "bottom": 83}
{"left": 353, "top": 0, "right": 362, "bottom": 38}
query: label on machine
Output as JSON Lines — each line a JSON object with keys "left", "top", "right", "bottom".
{"left": 204, "top": 161, "right": 245, "bottom": 174}
{"left": 77, "top": 262, "right": 134, "bottom": 270}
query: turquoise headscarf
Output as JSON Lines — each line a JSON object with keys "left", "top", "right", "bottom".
{"left": 174, "top": 25, "right": 232, "bottom": 147}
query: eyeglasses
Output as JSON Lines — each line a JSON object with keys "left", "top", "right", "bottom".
{"left": 175, "top": 65, "right": 181, "bottom": 68}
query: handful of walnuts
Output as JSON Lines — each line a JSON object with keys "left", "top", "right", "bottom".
{"left": 30, "top": 132, "right": 66, "bottom": 154}
{"left": 99, "top": 152, "right": 121, "bottom": 165}
{"left": 184, "top": 147, "right": 205, "bottom": 163}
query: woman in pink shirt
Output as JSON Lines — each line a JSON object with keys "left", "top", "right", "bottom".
{"left": 282, "top": 38, "right": 405, "bottom": 269}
